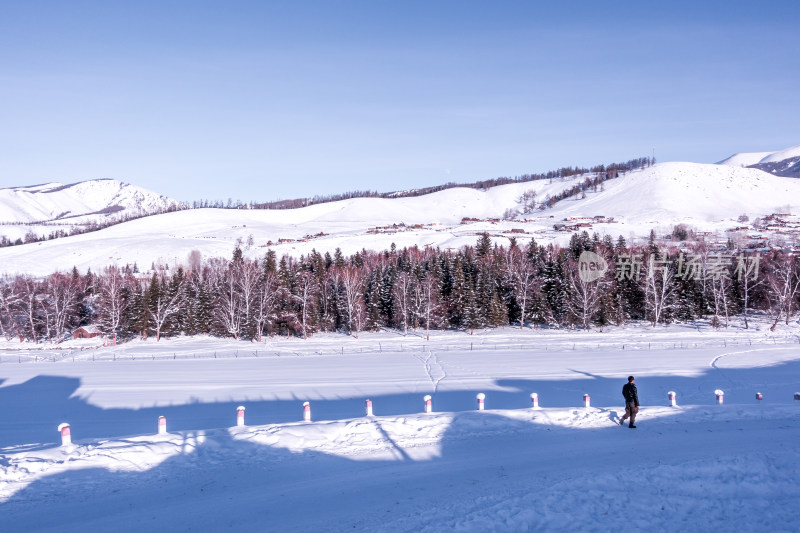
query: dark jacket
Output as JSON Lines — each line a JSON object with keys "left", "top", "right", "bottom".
{"left": 622, "top": 382, "right": 639, "bottom": 406}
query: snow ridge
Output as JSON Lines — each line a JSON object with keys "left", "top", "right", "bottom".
{"left": 0, "top": 179, "right": 182, "bottom": 224}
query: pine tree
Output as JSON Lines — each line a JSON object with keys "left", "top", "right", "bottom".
{"left": 476, "top": 233, "right": 492, "bottom": 258}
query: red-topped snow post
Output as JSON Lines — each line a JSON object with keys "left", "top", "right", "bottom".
{"left": 583, "top": 394, "right": 591, "bottom": 408}
{"left": 476, "top": 393, "right": 485, "bottom": 411}
{"left": 303, "top": 401, "right": 311, "bottom": 422}
{"left": 158, "top": 416, "right": 167, "bottom": 435}
{"left": 668, "top": 391, "right": 677, "bottom": 407}
{"left": 530, "top": 392, "right": 539, "bottom": 409}
{"left": 58, "top": 423, "right": 71, "bottom": 446}
{"left": 423, "top": 395, "right": 432, "bottom": 414}
{"left": 715, "top": 389, "right": 724, "bottom": 405}
{"left": 365, "top": 399, "right": 373, "bottom": 416}
{"left": 237, "top": 406, "right": 246, "bottom": 426}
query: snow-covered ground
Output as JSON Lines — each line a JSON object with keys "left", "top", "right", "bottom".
{"left": 2, "top": 318, "right": 799, "bottom": 531}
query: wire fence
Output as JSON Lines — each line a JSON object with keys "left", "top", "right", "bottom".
{"left": 2, "top": 334, "right": 799, "bottom": 364}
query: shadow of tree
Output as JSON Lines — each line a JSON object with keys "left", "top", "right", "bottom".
{"left": 2, "top": 356, "right": 799, "bottom": 451}
{"left": 2, "top": 359, "right": 800, "bottom": 530}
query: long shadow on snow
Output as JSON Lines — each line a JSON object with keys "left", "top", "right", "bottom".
{"left": 2, "top": 357, "right": 799, "bottom": 451}
{"left": 3, "top": 396, "right": 798, "bottom": 532}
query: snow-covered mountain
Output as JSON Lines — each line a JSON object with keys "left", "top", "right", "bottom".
{"left": 0, "top": 179, "right": 182, "bottom": 224}
{"left": 1, "top": 145, "right": 799, "bottom": 276}
{"left": 717, "top": 144, "right": 800, "bottom": 178}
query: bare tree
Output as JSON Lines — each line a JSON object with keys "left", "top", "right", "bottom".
{"left": 148, "top": 274, "right": 185, "bottom": 341}
{"left": 16, "top": 276, "right": 40, "bottom": 343}
{"left": 292, "top": 271, "right": 318, "bottom": 339}
{"left": 564, "top": 258, "right": 606, "bottom": 329}
{"left": 505, "top": 248, "right": 538, "bottom": 329}
{"left": 0, "top": 276, "right": 22, "bottom": 341}
{"left": 734, "top": 253, "right": 763, "bottom": 329}
{"left": 420, "top": 274, "right": 441, "bottom": 341}
{"left": 642, "top": 254, "right": 677, "bottom": 327}
{"left": 252, "top": 271, "right": 278, "bottom": 341}
{"left": 237, "top": 260, "right": 261, "bottom": 340}
{"left": 766, "top": 253, "right": 800, "bottom": 331}
{"left": 187, "top": 250, "right": 203, "bottom": 273}
{"left": 393, "top": 271, "right": 412, "bottom": 335}
{"left": 340, "top": 266, "right": 364, "bottom": 335}
{"left": 40, "top": 272, "right": 82, "bottom": 342}
{"left": 97, "top": 266, "right": 129, "bottom": 336}
{"left": 214, "top": 261, "right": 243, "bottom": 339}
{"left": 703, "top": 254, "right": 734, "bottom": 328}
{"left": 351, "top": 295, "right": 367, "bottom": 339}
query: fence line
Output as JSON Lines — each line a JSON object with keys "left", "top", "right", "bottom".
{"left": 2, "top": 335, "right": 799, "bottom": 364}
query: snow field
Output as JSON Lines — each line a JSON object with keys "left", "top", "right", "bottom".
{"left": 1, "top": 320, "right": 799, "bottom": 531}
{"left": 1, "top": 404, "right": 798, "bottom": 531}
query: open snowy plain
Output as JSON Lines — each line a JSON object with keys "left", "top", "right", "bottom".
{"left": 1, "top": 317, "right": 799, "bottom": 532}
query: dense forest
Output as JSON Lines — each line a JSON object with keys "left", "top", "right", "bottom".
{"left": 1, "top": 231, "right": 797, "bottom": 344}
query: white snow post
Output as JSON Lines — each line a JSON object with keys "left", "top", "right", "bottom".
{"left": 303, "top": 401, "right": 311, "bottom": 422}
{"left": 365, "top": 399, "right": 373, "bottom": 416}
{"left": 423, "top": 395, "right": 432, "bottom": 414}
{"left": 58, "top": 423, "right": 71, "bottom": 446}
{"left": 755, "top": 392, "right": 763, "bottom": 401}
{"left": 476, "top": 393, "right": 485, "bottom": 411}
{"left": 530, "top": 393, "right": 539, "bottom": 409}
{"left": 583, "top": 394, "right": 591, "bottom": 408}
{"left": 158, "top": 416, "right": 167, "bottom": 435}
{"left": 715, "top": 389, "right": 724, "bottom": 405}
{"left": 236, "top": 406, "right": 246, "bottom": 427}
{"left": 668, "top": 391, "right": 677, "bottom": 407}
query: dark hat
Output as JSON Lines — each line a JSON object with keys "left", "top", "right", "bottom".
{"left": 628, "top": 376, "right": 635, "bottom": 382}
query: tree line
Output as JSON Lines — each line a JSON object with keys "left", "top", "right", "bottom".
{"left": 196, "top": 157, "right": 656, "bottom": 211}
{"left": 1, "top": 231, "right": 798, "bottom": 344}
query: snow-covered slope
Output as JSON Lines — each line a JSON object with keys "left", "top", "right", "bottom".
{"left": 0, "top": 179, "right": 181, "bottom": 224}
{"left": 717, "top": 145, "right": 800, "bottom": 167}
{"left": 717, "top": 150, "right": 776, "bottom": 167}
{"left": 0, "top": 175, "right": 590, "bottom": 274}
{"left": 550, "top": 162, "right": 800, "bottom": 224}
{"left": 2, "top": 148, "right": 800, "bottom": 276}
{"left": 758, "top": 144, "right": 800, "bottom": 164}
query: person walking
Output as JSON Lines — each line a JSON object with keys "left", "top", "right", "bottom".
{"left": 619, "top": 376, "right": 639, "bottom": 428}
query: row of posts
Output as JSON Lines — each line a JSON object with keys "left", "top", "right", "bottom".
{"left": 57, "top": 392, "right": 800, "bottom": 446}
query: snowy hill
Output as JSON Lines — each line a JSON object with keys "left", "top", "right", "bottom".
{"left": 0, "top": 174, "right": 591, "bottom": 274}
{"left": 758, "top": 144, "right": 800, "bottom": 164}
{"left": 716, "top": 150, "right": 776, "bottom": 167}
{"left": 0, "top": 179, "right": 182, "bottom": 224}
{"left": 717, "top": 144, "right": 800, "bottom": 178}
{"left": 2, "top": 146, "right": 800, "bottom": 275}
{"left": 550, "top": 162, "right": 800, "bottom": 226}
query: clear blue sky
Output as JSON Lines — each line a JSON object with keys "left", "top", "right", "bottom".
{"left": 1, "top": 1, "right": 798, "bottom": 203}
